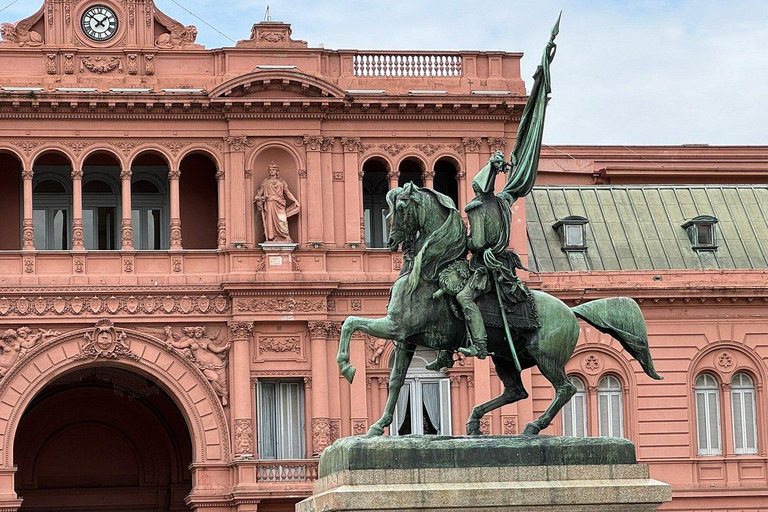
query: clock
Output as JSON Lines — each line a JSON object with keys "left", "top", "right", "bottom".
{"left": 81, "top": 5, "right": 118, "bottom": 42}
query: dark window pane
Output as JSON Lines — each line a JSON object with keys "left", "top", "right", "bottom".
{"left": 82, "top": 180, "right": 113, "bottom": 193}
{"left": 132, "top": 180, "right": 160, "bottom": 194}
{"left": 53, "top": 209, "right": 67, "bottom": 250}
{"left": 697, "top": 224, "right": 713, "bottom": 246}
{"left": 34, "top": 180, "right": 67, "bottom": 194}
{"left": 33, "top": 209, "right": 46, "bottom": 249}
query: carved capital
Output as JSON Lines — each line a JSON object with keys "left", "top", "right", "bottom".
{"left": 386, "top": 170, "right": 400, "bottom": 181}
{"left": 120, "top": 169, "right": 132, "bottom": 180}
{"left": 226, "top": 136, "right": 253, "bottom": 152}
{"left": 487, "top": 137, "right": 507, "bottom": 153}
{"left": 229, "top": 322, "right": 254, "bottom": 340}
{"left": 422, "top": 169, "right": 435, "bottom": 180}
{"left": 462, "top": 137, "right": 482, "bottom": 152}
{"left": 71, "top": 169, "right": 83, "bottom": 180}
{"left": 168, "top": 169, "right": 181, "bottom": 180}
{"left": 340, "top": 137, "right": 362, "bottom": 153}
{"left": 21, "top": 169, "right": 34, "bottom": 180}
{"left": 302, "top": 135, "right": 333, "bottom": 152}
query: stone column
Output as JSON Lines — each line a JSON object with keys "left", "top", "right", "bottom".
{"left": 229, "top": 322, "right": 255, "bottom": 458}
{"left": 320, "top": 143, "right": 335, "bottom": 245}
{"left": 120, "top": 169, "right": 134, "bottom": 250}
{"left": 422, "top": 169, "right": 435, "bottom": 188}
{"left": 71, "top": 168, "right": 85, "bottom": 250}
{"left": 216, "top": 170, "right": 226, "bottom": 249}
{"left": 309, "top": 322, "right": 331, "bottom": 456}
{"left": 226, "top": 137, "right": 250, "bottom": 246}
{"left": 168, "top": 167, "right": 182, "bottom": 249}
{"left": 462, "top": 137, "right": 482, "bottom": 207}
{"left": 303, "top": 136, "right": 331, "bottom": 244}
{"left": 341, "top": 138, "right": 362, "bottom": 245}
{"left": 21, "top": 169, "right": 34, "bottom": 250}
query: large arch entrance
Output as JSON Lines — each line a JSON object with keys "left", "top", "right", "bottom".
{"left": 14, "top": 366, "right": 193, "bottom": 511}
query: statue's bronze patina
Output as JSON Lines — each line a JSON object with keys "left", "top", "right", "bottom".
{"left": 336, "top": 15, "right": 663, "bottom": 437}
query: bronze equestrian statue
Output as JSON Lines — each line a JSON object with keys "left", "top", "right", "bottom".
{"left": 336, "top": 15, "right": 662, "bottom": 437}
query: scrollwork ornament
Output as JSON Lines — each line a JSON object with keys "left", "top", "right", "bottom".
{"left": 229, "top": 322, "right": 254, "bottom": 339}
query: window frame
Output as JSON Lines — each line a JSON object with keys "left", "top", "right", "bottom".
{"left": 131, "top": 174, "right": 169, "bottom": 250}
{"left": 82, "top": 173, "right": 121, "bottom": 251}
{"left": 256, "top": 379, "right": 306, "bottom": 460}
{"left": 597, "top": 374, "right": 624, "bottom": 438}
{"left": 562, "top": 375, "right": 588, "bottom": 438}
{"left": 695, "top": 373, "right": 723, "bottom": 456}
{"left": 731, "top": 372, "right": 758, "bottom": 455}
{"left": 32, "top": 172, "right": 72, "bottom": 251}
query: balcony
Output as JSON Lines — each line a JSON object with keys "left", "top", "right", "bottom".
{"left": 232, "top": 459, "right": 318, "bottom": 499}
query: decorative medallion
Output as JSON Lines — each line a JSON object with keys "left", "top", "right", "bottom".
{"left": 76, "top": 319, "right": 139, "bottom": 361}
{"left": 716, "top": 351, "right": 736, "bottom": 373}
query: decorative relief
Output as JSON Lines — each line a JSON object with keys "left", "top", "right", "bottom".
{"left": 64, "top": 1, "right": 71, "bottom": 25}
{"left": 386, "top": 169, "right": 399, "bottom": 181}
{"left": 12, "top": 141, "right": 42, "bottom": 157}
{"left": 47, "top": 3, "right": 53, "bottom": 26}
{"left": 236, "top": 297, "right": 326, "bottom": 313}
{"left": 716, "top": 351, "right": 736, "bottom": 373}
{"left": 311, "top": 418, "right": 340, "bottom": 455}
{"left": 308, "top": 321, "right": 341, "bottom": 339}
{"left": 234, "top": 418, "right": 254, "bottom": 456}
{"left": 111, "top": 141, "right": 141, "bottom": 156}
{"left": 0, "top": 5, "right": 44, "bottom": 47}
{"left": 479, "top": 417, "right": 491, "bottom": 435}
{"left": 379, "top": 143, "right": 407, "bottom": 157}
{"left": 64, "top": 141, "right": 93, "bottom": 156}
{"left": 127, "top": 2, "right": 135, "bottom": 26}
{"left": 22, "top": 220, "right": 34, "bottom": 249}
{"left": 340, "top": 137, "right": 362, "bottom": 153}
{"left": 46, "top": 54, "right": 56, "bottom": 74}
{"left": 127, "top": 53, "right": 138, "bottom": 75}
{"left": 0, "top": 327, "right": 61, "bottom": 378}
{"left": 302, "top": 135, "right": 333, "bottom": 152}
{"left": 76, "top": 319, "right": 138, "bottom": 362}
{"left": 260, "top": 336, "right": 300, "bottom": 354}
{"left": 332, "top": 171, "right": 344, "bottom": 181}
{"left": 393, "top": 257, "right": 402, "bottom": 271}
{"left": 297, "top": 168, "right": 307, "bottom": 179}
{"left": 145, "top": 54, "right": 155, "bottom": 75}
{"left": 502, "top": 416, "right": 517, "bottom": 435}
{"left": 462, "top": 137, "right": 482, "bottom": 152}
{"left": 260, "top": 31, "right": 285, "bottom": 43}
{"left": 23, "top": 258, "right": 34, "bottom": 274}
{"left": 226, "top": 136, "right": 253, "bottom": 152}
{"left": 74, "top": 258, "right": 84, "bottom": 273}
{"left": 72, "top": 219, "right": 84, "bottom": 248}
{"left": 352, "top": 419, "right": 367, "bottom": 436}
{"left": 63, "top": 53, "right": 74, "bottom": 74}
{"left": 164, "top": 325, "right": 230, "bottom": 405}
{"left": 582, "top": 354, "right": 602, "bottom": 375}
{"left": 415, "top": 143, "right": 442, "bottom": 156}
{"left": 123, "top": 258, "right": 133, "bottom": 273}
{"left": 365, "top": 335, "right": 388, "bottom": 366}
{"left": 0, "top": 294, "right": 230, "bottom": 317}
{"left": 351, "top": 299, "right": 362, "bottom": 311}
{"left": 422, "top": 169, "right": 435, "bottom": 180}
{"left": 161, "top": 141, "right": 191, "bottom": 157}
{"left": 81, "top": 56, "right": 122, "bottom": 74}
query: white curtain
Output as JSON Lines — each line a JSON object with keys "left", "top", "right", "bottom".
{"left": 421, "top": 382, "right": 441, "bottom": 431}
{"left": 396, "top": 383, "right": 410, "bottom": 431}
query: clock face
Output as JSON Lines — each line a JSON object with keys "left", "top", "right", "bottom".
{"left": 81, "top": 5, "right": 118, "bottom": 42}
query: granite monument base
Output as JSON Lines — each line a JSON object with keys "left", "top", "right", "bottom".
{"left": 296, "top": 435, "right": 671, "bottom": 512}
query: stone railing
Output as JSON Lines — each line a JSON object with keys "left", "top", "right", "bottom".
{"left": 353, "top": 52, "right": 462, "bottom": 77}
{"left": 255, "top": 459, "right": 319, "bottom": 483}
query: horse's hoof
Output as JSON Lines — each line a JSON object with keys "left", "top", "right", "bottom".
{"left": 365, "top": 425, "right": 384, "bottom": 437}
{"left": 466, "top": 419, "right": 481, "bottom": 436}
{"left": 340, "top": 364, "right": 356, "bottom": 383}
{"left": 522, "top": 423, "right": 541, "bottom": 435}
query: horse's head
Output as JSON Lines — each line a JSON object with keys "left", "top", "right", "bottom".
{"left": 386, "top": 182, "right": 421, "bottom": 252}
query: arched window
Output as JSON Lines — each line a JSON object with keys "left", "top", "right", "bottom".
{"left": 82, "top": 176, "right": 119, "bottom": 250}
{"left": 33, "top": 176, "right": 71, "bottom": 250}
{"left": 362, "top": 158, "right": 389, "bottom": 248}
{"left": 131, "top": 177, "right": 167, "bottom": 250}
{"left": 598, "top": 375, "right": 624, "bottom": 438}
{"left": 390, "top": 347, "right": 451, "bottom": 436}
{"left": 731, "top": 373, "right": 758, "bottom": 455}
{"left": 433, "top": 157, "right": 459, "bottom": 207}
{"left": 398, "top": 157, "right": 424, "bottom": 188}
{"left": 695, "top": 373, "right": 722, "bottom": 456}
{"left": 562, "top": 376, "right": 587, "bottom": 437}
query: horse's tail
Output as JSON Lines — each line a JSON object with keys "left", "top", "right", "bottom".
{"left": 571, "top": 297, "right": 663, "bottom": 381}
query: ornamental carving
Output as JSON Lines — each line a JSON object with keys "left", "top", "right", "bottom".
{"left": 63, "top": 53, "right": 74, "bottom": 74}
{"left": 351, "top": 299, "right": 362, "bottom": 311}
{"left": 340, "top": 137, "right": 362, "bottom": 153}
{"left": 81, "top": 56, "right": 122, "bottom": 74}
{"left": 12, "top": 141, "right": 42, "bottom": 156}
{"left": 260, "top": 31, "right": 285, "bottom": 43}
{"left": 0, "top": 294, "right": 229, "bottom": 316}
{"left": 161, "top": 141, "right": 191, "bottom": 157}
{"left": 236, "top": 297, "right": 326, "bottom": 313}
{"left": 716, "top": 351, "right": 736, "bottom": 373}
{"left": 332, "top": 171, "right": 344, "bottom": 181}
{"left": 145, "top": 54, "right": 155, "bottom": 75}
{"left": 226, "top": 136, "right": 253, "bottom": 152}
{"left": 127, "top": 53, "right": 138, "bottom": 75}
{"left": 0, "top": 327, "right": 61, "bottom": 378}
{"left": 260, "top": 336, "right": 301, "bottom": 354}
{"left": 234, "top": 418, "right": 254, "bottom": 456}
{"left": 308, "top": 321, "right": 341, "bottom": 339}
{"left": 64, "top": 141, "right": 93, "bottom": 156}
{"left": 352, "top": 420, "right": 367, "bottom": 435}
{"left": 154, "top": 6, "right": 198, "bottom": 48}
{"left": 229, "top": 322, "right": 253, "bottom": 339}
{"left": 0, "top": 5, "right": 44, "bottom": 47}
{"left": 462, "top": 137, "right": 482, "bottom": 152}
{"left": 46, "top": 54, "right": 56, "bottom": 74}
{"left": 76, "top": 319, "right": 138, "bottom": 362}
{"left": 111, "top": 141, "right": 141, "bottom": 156}
{"left": 415, "top": 143, "right": 442, "bottom": 156}
{"left": 302, "top": 135, "right": 333, "bottom": 152}
{"left": 487, "top": 137, "right": 507, "bottom": 153}
{"left": 502, "top": 416, "right": 517, "bottom": 435}
{"left": 164, "top": 325, "right": 231, "bottom": 405}
{"left": 379, "top": 143, "right": 407, "bottom": 157}
{"left": 479, "top": 417, "right": 491, "bottom": 435}
{"left": 311, "top": 418, "right": 340, "bottom": 455}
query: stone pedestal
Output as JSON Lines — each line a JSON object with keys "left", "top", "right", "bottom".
{"left": 296, "top": 436, "right": 671, "bottom": 512}
{"left": 259, "top": 242, "right": 299, "bottom": 272}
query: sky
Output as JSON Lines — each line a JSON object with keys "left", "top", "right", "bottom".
{"left": 3, "top": 0, "right": 768, "bottom": 145}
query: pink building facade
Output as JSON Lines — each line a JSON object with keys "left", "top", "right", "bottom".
{"left": 0, "top": 2, "right": 765, "bottom": 511}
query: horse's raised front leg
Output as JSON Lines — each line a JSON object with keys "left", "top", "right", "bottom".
{"left": 337, "top": 316, "right": 400, "bottom": 383}
{"left": 367, "top": 341, "right": 416, "bottom": 436}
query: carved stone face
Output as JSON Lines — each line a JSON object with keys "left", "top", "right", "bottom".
{"left": 16, "top": 327, "right": 30, "bottom": 338}
{"left": 0, "top": 24, "right": 14, "bottom": 41}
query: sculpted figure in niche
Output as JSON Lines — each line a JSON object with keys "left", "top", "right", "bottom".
{"left": 164, "top": 326, "right": 231, "bottom": 405}
{"left": 254, "top": 162, "right": 300, "bottom": 243}
{"left": 0, "top": 327, "right": 61, "bottom": 377}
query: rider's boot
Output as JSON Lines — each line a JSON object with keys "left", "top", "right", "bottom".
{"left": 426, "top": 350, "right": 455, "bottom": 371}
{"left": 458, "top": 336, "right": 488, "bottom": 359}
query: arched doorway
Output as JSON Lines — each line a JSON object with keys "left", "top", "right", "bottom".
{"left": 0, "top": 150, "right": 22, "bottom": 250}
{"left": 14, "top": 366, "right": 193, "bottom": 511}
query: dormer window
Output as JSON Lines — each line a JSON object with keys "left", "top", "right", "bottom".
{"left": 552, "top": 215, "right": 589, "bottom": 252}
{"left": 682, "top": 215, "right": 718, "bottom": 251}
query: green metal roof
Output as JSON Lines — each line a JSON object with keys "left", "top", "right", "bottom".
{"left": 526, "top": 185, "right": 768, "bottom": 272}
